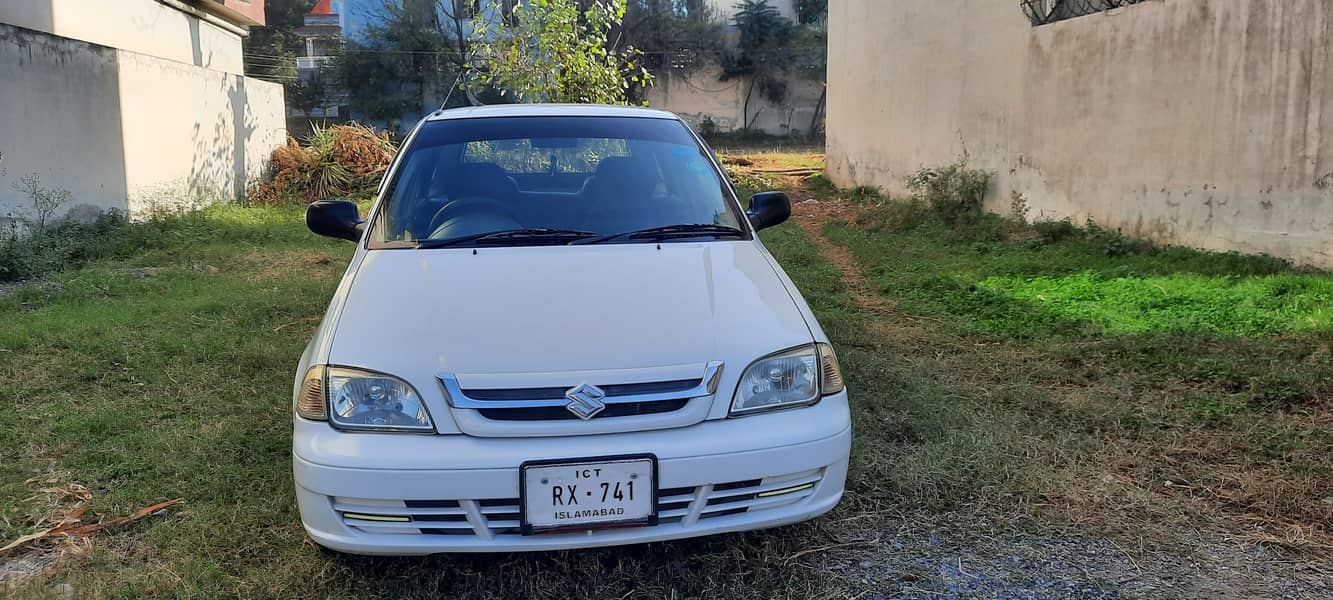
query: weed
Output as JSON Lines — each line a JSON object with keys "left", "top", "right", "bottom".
{"left": 804, "top": 172, "right": 837, "bottom": 195}
{"left": 906, "top": 163, "right": 991, "bottom": 224}
{"left": 1009, "top": 191, "right": 1030, "bottom": 224}
{"left": 846, "top": 185, "right": 883, "bottom": 203}
{"left": 10, "top": 172, "right": 71, "bottom": 233}
{"left": 1033, "top": 218, "right": 1076, "bottom": 243}
{"left": 1081, "top": 218, "right": 1151, "bottom": 257}
{"left": 1, "top": 211, "right": 127, "bottom": 282}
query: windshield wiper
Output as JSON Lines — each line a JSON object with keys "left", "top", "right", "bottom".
{"left": 572, "top": 224, "right": 746, "bottom": 245}
{"left": 415, "top": 228, "right": 599, "bottom": 249}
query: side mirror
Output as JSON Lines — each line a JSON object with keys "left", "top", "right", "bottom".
{"left": 306, "top": 199, "right": 364, "bottom": 242}
{"left": 746, "top": 191, "right": 791, "bottom": 231}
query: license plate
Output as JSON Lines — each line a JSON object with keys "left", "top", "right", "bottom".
{"left": 520, "top": 455, "right": 657, "bottom": 534}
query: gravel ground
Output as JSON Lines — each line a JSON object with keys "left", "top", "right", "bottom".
{"left": 830, "top": 525, "right": 1332, "bottom": 599}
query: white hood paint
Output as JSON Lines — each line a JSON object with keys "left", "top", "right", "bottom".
{"left": 324, "top": 241, "right": 814, "bottom": 426}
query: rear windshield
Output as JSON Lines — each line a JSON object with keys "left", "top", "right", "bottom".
{"left": 367, "top": 116, "right": 744, "bottom": 246}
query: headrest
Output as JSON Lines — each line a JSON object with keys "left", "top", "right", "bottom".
{"left": 448, "top": 162, "right": 515, "bottom": 199}
{"left": 586, "top": 156, "right": 656, "bottom": 199}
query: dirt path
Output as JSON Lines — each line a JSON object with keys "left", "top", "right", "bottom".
{"left": 781, "top": 179, "right": 941, "bottom": 351}
{"left": 791, "top": 197, "right": 893, "bottom": 315}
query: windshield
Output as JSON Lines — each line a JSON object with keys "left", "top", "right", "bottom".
{"left": 367, "top": 116, "right": 745, "bottom": 247}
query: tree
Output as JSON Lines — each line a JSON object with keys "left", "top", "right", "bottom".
{"left": 468, "top": 0, "right": 653, "bottom": 104}
{"left": 794, "top": 0, "right": 827, "bottom": 25}
{"left": 620, "top": 0, "right": 724, "bottom": 78}
{"left": 721, "top": 0, "right": 794, "bottom": 130}
{"left": 332, "top": 0, "right": 463, "bottom": 122}
{"left": 242, "top": 0, "right": 317, "bottom": 83}
{"left": 287, "top": 74, "right": 330, "bottom": 117}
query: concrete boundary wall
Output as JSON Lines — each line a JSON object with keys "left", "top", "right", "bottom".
{"left": 0, "top": 23, "right": 285, "bottom": 226}
{"left": 647, "top": 64, "right": 825, "bottom": 136}
{"left": 827, "top": 0, "right": 1333, "bottom": 268}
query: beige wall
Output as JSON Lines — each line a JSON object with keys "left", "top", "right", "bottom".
{"left": 0, "top": 25, "right": 128, "bottom": 228}
{"left": 648, "top": 64, "right": 825, "bottom": 136}
{"left": 828, "top": 0, "right": 1333, "bottom": 268}
{"left": 0, "top": 0, "right": 247, "bottom": 75}
{"left": 0, "top": 23, "right": 286, "bottom": 225}
{"left": 116, "top": 48, "right": 287, "bottom": 215}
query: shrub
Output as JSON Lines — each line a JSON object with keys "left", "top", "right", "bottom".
{"left": 1, "top": 211, "right": 130, "bottom": 282}
{"left": 846, "top": 185, "right": 883, "bottom": 203}
{"left": 1084, "top": 218, "right": 1152, "bottom": 257}
{"left": 1009, "top": 191, "right": 1030, "bottom": 224}
{"left": 11, "top": 173, "right": 71, "bottom": 233}
{"left": 248, "top": 123, "right": 396, "bottom": 205}
{"left": 906, "top": 163, "right": 991, "bottom": 224}
{"left": 1033, "top": 218, "right": 1077, "bottom": 242}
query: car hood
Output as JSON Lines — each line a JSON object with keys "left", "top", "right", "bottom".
{"left": 326, "top": 241, "right": 813, "bottom": 380}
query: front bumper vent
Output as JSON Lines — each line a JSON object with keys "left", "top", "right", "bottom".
{"left": 333, "top": 468, "right": 824, "bottom": 539}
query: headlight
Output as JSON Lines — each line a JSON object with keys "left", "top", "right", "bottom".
{"left": 300, "top": 366, "right": 434, "bottom": 432}
{"left": 731, "top": 345, "right": 819, "bottom": 415}
{"left": 730, "top": 344, "right": 845, "bottom": 416}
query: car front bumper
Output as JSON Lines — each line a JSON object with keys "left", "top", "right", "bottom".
{"left": 293, "top": 392, "right": 851, "bottom": 555}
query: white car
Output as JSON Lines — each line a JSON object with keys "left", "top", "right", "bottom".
{"left": 293, "top": 104, "right": 850, "bottom": 555}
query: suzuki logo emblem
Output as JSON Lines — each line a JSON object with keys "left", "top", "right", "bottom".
{"left": 564, "top": 383, "right": 607, "bottom": 420}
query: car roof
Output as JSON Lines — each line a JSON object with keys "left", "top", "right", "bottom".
{"left": 425, "top": 104, "right": 680, "bottom": 121}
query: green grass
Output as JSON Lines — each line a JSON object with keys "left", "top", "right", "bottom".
{"left": 824, "top": 204, "right": 1333, "bottom": 544}
{"left": 979, "top": 271, "right": 1332, "bottom": 336}
{"left": 826, "top": 214, "right": 1332, "bottom": 339}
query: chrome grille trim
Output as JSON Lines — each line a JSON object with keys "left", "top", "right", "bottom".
{"left": 439, "top": 361, "right": 724, "bottom": 409}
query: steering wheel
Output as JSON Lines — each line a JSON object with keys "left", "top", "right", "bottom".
{"left": 426, "top": 197, "right": 523, "bottom": 239}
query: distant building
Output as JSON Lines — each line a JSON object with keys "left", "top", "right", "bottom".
{"left": 289, "top": 0, "right": 510, "bottom": 130}
{"left": 293, "top": 0, "right": 346, "bottom": 118}
{"left": 0, "top": 0, "right": 287, "bottom": 225}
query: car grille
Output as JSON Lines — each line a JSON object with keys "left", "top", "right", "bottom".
{"left": 469, "top": 379, "right": 696, "bottom": 422}
{"left": 333, "top": 468, "right": 823, "bottom": 539}
{"left": 476, "top": 398, "right": 690, "bottom": 421}
{"left": 462, "top": 380, "right": 700, "bottom": 401}
{"left": 440, "top": 362, "right": 723, "bottom": 427}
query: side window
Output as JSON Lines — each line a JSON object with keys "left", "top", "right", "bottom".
{"left": 382, "top": 147, "right": 441, "bottom": 241}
